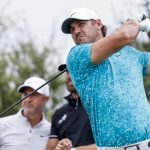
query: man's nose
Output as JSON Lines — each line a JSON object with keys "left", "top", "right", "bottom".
{"left": 75, "top": 27, "right": 81, "bottom": 34}
{"left": 24, "top": 96, "right": 32, "bottom": 102}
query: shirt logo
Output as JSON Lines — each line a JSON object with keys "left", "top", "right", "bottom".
{"left": 58, "top": 114, "right": 67, "bottom": 124}
{"left": 40, "top": 135, "right": 49, "bottom": 138}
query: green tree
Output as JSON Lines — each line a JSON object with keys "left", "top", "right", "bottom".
{"left": 0, "top": 39, "right": 66, "bottom": 118}
{"left": 0, "top": 2, "right": 66, "bottom": 119}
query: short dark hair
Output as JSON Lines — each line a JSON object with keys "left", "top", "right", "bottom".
{"left": 101, "top": 25, "right": 107, "bottom": 37}
{"left": 91, "top": 20, "right": 107, "bottom": 37}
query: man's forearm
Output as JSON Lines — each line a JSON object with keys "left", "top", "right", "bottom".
{"left": 91, "top": 19, "right": 139, "bottom": 64}
{"left": 74, "top": 144, "right": 96, "bottom": 150}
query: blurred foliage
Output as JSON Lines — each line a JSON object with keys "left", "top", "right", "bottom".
{"left": 0, "top": 2, "right": 66, "bottom": 120}
{"left": 0, "top": 40, "right": 66, "bottom": 119}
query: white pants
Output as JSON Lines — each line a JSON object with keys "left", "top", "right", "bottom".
{"left": 97, "top": 139, "right": 150, "bottom": 150}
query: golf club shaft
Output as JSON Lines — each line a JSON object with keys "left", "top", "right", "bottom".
{"left": 0, "top": 68, "right": 67, "bottom": 117}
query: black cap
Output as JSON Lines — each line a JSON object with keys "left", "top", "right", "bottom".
{"left": 58, "top": 64, "right": 67, "bottom": 71}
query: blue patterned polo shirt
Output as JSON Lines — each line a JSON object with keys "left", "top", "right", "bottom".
{"left": 67, "top": 44, "right": 150, "bottom": 147}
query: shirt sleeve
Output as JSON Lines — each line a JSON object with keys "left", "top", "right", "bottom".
{"left": 49, "top": 112, "right": 58, "bottom": 138}
{"left": 137, "top": 50, "right": 150, "bottom": 76}
{"left": 141, "top": 52, "right": 150, "bottom": 76}
{"left": 128, "top": 46, "right": 150, "bottom": 76}
{"left": 67, "top": 43, "right": 96, "bottom": 82}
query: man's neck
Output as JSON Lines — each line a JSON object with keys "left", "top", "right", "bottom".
{"left": 72, "top": 92, "right": 79, "bottom": 99}
{"left": 22, "top": 110, "right": 43, "bottom": 127}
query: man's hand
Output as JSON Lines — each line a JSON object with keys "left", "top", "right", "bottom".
{"left": 128, "top": 14, "right": 150, "bottom": 33}
{"left": 132, "top": 14, "right": 146, "bottom": 22}
{"left": 126, "top": 14, "right": 150, "bottom": 36}
{"left": 124, "top": 14, "right": 146, "bottom": 23}
{"left": 55, "top": 138, "right": 72, "bottom": 150}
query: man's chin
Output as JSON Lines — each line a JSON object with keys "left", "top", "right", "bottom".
{"left": 23, "top": 108, "right": 34, "bottom": 114}
{"left": 76, "top": 40, "right": 89, "bottom": 45}
{"left": 70, "top": 89, "right": 77, "bottom": 93}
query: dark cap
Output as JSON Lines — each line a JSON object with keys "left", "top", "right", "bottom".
{"left": 58, "top": 64, "right": 67, "bottom": 71}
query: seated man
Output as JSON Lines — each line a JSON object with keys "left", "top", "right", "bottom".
{"left": 0, "top": 76, "right": 51, "bottom": 150}
{"left": 46, "top": 64, "right": 96, "bottom": 150}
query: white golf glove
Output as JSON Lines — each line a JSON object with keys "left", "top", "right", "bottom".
{"left": 126, "top": 14, "right": 146, "bottom": 22}
{"left": 128, "top": 14, "right": 150, "bottom": 33}
{"left": 139, "top": 18, "right": 150, "bottom": 33}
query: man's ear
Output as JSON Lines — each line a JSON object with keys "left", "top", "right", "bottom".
{"left": 44, "top": 96, "right": 49, "bottom": 104}
{"left": 96, "top": 19, "right": 103, "bottom": 28}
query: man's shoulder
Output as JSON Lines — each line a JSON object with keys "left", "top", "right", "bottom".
{"left": 0, "top": 113, "right": 17, "bottom": 121}
{"left": 70, "top": 43, "right": 92, "bottom": 52}
{"left": 54, "top": 103, "right": 69, "bottom": 115}
{"left": 122, "top": 45, "right": 138, "bottom": 53}
{"left": 42, "top": 118, "right": 51, "bottom": 129}
{"left": 0, "top": 114, "right": 18, "bottom": 126}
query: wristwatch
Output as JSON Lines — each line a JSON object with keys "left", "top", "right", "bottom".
{"left": 70, "top": 148, "right": 76, "bottom": 150}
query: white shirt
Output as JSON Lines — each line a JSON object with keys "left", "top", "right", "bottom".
{"left": 0, "top": 109, "right": 51, "bottom": 150}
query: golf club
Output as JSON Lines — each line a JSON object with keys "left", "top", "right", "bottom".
{"left": 0, "top": 68, "right": 67, "bottom": 117}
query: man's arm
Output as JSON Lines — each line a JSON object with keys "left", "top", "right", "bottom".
{"left": 52, "top": 138, "right": 96, "bottom": 150}
{"left": 91, "top": 19, "right": 140, "bottom": 64}
{"left": 53, "top": 138, "right": 72, "bottom": 150}
{"left": 46, "top": 138, "right": 59, "bottom": 150}
{"left": 74, "top": 143, "right": 96, "bottom": 150}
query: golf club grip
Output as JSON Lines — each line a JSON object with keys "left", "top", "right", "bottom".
{"left": 141, "top": 14, "right": 147, "bottom": 21}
